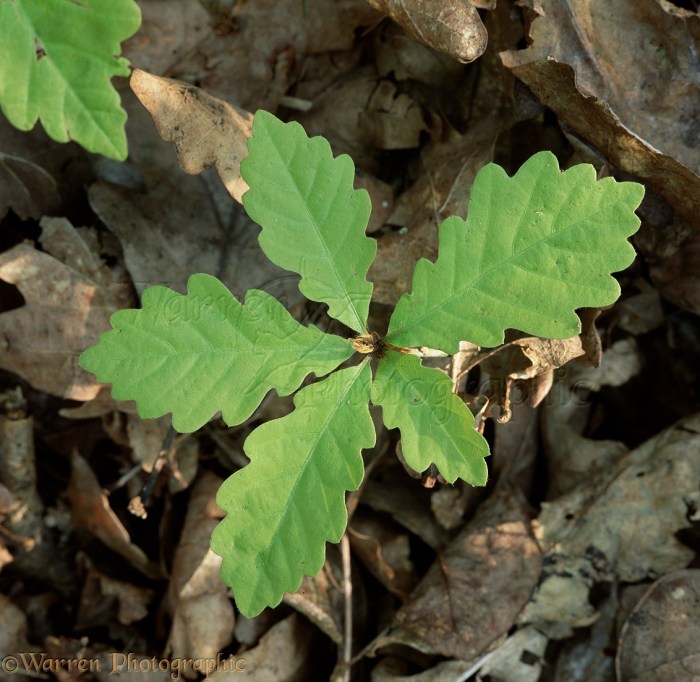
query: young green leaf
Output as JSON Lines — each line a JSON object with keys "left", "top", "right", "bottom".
{"left": 79, "top": 274, "right": 353, "bottom": 432}
{"left": 211, "top": 361, "right": 374, "bottom": 616}
{"left": 0, "top": 0, "right": 141, "bottom": 160}
{"left": 371, "top": 352, "right": 489, "bottom": 485}
{"left": 241, "top": 110, "right": 376, "bottom": 334}
{"left": 386, "top": 152, "right": 645, "bottom": 352}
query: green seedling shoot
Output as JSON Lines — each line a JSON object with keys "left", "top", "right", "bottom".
{"left": 81, "top": 110, "right": 644, "bottom": 616}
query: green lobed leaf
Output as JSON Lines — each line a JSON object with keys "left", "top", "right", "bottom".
{"left": 79, "top": 273, "right": 353, "bottom": 432}
{"left": 211, "top": 361, "right": 375, "bottom": 616}
{"left": 371, "top": 352, "right": 488, "bottom": 485}
{"left": 0, "top": 0, "right": 141, "bottom": 159}
{"left": 386, "top": 151, "right": 645, "bottom": 352}
{"left": 241, "top": 110, "right": 376, "bottom": 334}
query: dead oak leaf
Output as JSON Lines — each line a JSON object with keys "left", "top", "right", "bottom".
{"left": 523, "top": 413, "right": 700, "bottom": 630}
{"left": 478, "top": 336, "right": 585, "bottom": 422}
{"left": 0, "top": 217, "right": 133, "bottom": 400}
{"left": 501, "top": 1, "right": 700, "bottom": 228}
{"left": 68, "top": 452, "right": 162, "bottom": 579}
{"left": 165, "top": 472, "right": 233, "bottom": 666}
{"left": 378, "top": 491, "right": 541, "bottom": 660}
{"left": 616, "top": 570, "right": 700, "bottom": 682}
{"left": 131, "top": 69, "right": 253, "bottom": 203}
{"left": 366, "top": 0, "right": 488, "bottom": 64}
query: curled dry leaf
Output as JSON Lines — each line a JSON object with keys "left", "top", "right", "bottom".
{"left": 379, "top": 490, "right": 541, "bottom": 659}
{"left": 616, "top": 570, "right": 700, "bottom": 682}
{"left": 68, "top": 452, "right": 162, "bottom": 579}
{"left": 165, "top": 472, "right": 233, "bottom": 667}
{"left": 366, "top": 0, "right": 488, "bottom": 63}
{"left": 501, "top": 0, "right": 700, "bottom": 227}
{"left": 0, "top": 217, "right": 133, "bottom": 401}
{"left": 130, "top": 69, "right": 253, "bottom": 203}
{"left": 477, "top": 335, "right": 585, "bottom": 423}
{"left": 283, "top": 549, "right": 345, "bottom": 646}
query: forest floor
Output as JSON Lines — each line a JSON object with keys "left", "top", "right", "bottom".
{"left": 1, "top": 1, "right": 700, "bottom": 681}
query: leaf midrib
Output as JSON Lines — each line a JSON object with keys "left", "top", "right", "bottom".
{"left": 251, "top": 361, "right": 368, "bottom": 603}
{"left": 266, "top": 128, "right": 366, "bottom": 333}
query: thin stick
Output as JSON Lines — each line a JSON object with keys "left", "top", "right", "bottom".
{"left": 340, "top": 532, "right": 353, "bottom": 682}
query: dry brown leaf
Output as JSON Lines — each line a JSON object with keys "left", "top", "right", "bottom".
{"left": 477, "top": 626, "right": 548, "bottom": 682}
{"left": 614, "top": 281, "right": 665, "bottom": 335}
{"left": 616, "top": 570, "right": 700, "bottom": 682}
{"left": 349, "top": 510, "right": 418, "bottom": 599}
{"left": 501, "top": 0, "right": 700, "bottom": 228}
{"left": 0, "top": 593, "right": 31, "bottom": 658}
{"left": 491, "top": 389, "right": 539, "bottom": 493}
{"left": 295, "top": 67, "right": 426, "bottom": 171}
{"left": 374, "top": 21, "right": 467, "bottom": 88}
{"left": 76, "top": 560, "right": 153, "bottom": 628}
{"left": 126, "top": 0, "right": 381, "bottom": 111}
{"left": 541, "top": 366, "right": 629, "bottom": 498}
{"left": 371, "top": 659, "right": 479, "bottom": 681}
{"left": 208, "top": 614, "right": 313, "bottom": 682}
{"left": 369, "top": 120, "right": 500, "bottom": 304}
{"left": 599, "top": 338, "right": 641, "bottom": 387}
{"left": 639, "top": 219, "right": 700, "bottom": 316}
{"left": 380, "top": 490, "right": 541, "bottom": 659}
{"left": 366, "top": 0, "right": 488, "bottom": 63}
{"left": 0, "top": 150, "right": 59, "bottom": 221}
{"left": 122, "top": 0, "right": 211, "bottom": 77}
{"left": 131, "top": 69, "right": 253, "bottom": 203}
{"left": 87, "top": 178, "right": 300, "bottom": 306}
{"left": 429, "top": 484, "right": 472, "bottom": 531}
{"left": 550, "top": 589, "right": 618, "bottom": 682}
{"left": 282, "top": 549, "right": 345, "bottom": 646}
{"left": 0, "top": 117, "right": 75, "bottom": 221}
{"left": 68, "top": 451, "right": 162, "bottom": 580}
{"left": 478, "top": 336, "right": 585, "bottom": 422}
{"left": 361, "top": 470, "right": 448, "bottom": 550}
{"left": 524, "top": 413, "right": 700, "bottom": 630}
{"left": 165, "top": 472, "right": 233, "bottom": 668}
{"left": 0, "top": 217, "right": 133, "bottom": 401}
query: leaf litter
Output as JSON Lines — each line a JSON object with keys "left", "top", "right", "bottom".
{"left": 1, "top": 0, "right": 700, "bottom": 679}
